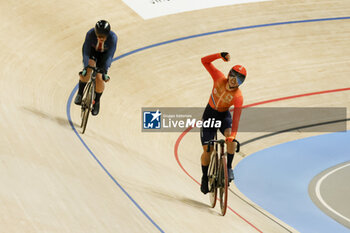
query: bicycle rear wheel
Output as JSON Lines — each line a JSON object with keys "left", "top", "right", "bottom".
{"left": 81, "top": 82, "right": 93, "bottom": 133}
{"left": 208, "top": 151, "right": 218, "bottom": 208}
{"left": 218, "top": 156, "right": 228, "bottom": 216}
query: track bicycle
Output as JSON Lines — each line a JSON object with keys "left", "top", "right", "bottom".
{"left": 80, "top": 65, "right": 98, "bottom": 134}
{"left": 206, "top": 135, "right": 240, "bottom": 216}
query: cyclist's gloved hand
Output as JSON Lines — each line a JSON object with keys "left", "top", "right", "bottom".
{"left": 220, "top": 52, "right": 230, "bottom": 62}
{"left": 103, "top": 73, "right": 110, "bottom": 82}
{"left": 96, "top": 68, "right": 110, "bottom": 82}
{"left": 79, "top": 67, "right": 88, "bottom": 77}
{"left": 225, "top": 136, "right": 235, "bottom": 143}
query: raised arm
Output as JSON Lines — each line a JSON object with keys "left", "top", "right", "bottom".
{"left": 201, "top": 52, "right": 230, "bottom": 81}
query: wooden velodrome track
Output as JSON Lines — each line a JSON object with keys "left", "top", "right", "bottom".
{"left": 1, "top": 0, "right": 349, "bottom": 232}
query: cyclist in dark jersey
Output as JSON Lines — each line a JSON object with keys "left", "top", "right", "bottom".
{"left": 200, "top": 52, "right": 247, "bottom": 194}
{"left": 74, "top": 20, "right": 118, "bottom": 116}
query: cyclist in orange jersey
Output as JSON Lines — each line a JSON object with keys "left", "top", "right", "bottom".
{"left": 200, "top": 52, "right": 246, "bottom": 194}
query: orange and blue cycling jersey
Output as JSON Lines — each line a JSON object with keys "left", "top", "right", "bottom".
{"left": 201, "top": 53, "right": 243, "bottom": 138}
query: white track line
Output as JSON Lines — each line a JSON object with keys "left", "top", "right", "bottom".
{"left": 315, "top": 163, "right": 350, "bottom": 223}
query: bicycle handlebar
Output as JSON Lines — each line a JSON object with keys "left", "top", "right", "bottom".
{"left": 207, "top": 139, "right": 226, "bottom": 145}
{"left": 86, "top": 65, "right": 97, "bottom": 71}
{"left": 86, "top": 65, "right": 107, "bottom": 76}
{"left": 206, "top": 139, "right": 240, "bottom": 153}
{"left": 86, "top": 56, "right": 106, "bottom": 74}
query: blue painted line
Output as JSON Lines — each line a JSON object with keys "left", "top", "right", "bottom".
{"left": 67, "top": 16, "right": 350, "bottom": 232}
{"left": 66, "top": 86, "right": 165, "bottom": 233}
{"left": 235, "top": 131, "right": 350, "bottom": 233}
{"left": 113, "top": 17, "right": 350, "bottom": 61}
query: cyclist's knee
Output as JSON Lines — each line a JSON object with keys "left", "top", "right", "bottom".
{"left": 202, "top": 145, "right": 213, "bottom": 156}
{"left": 223, "top": 128, "right": 231, "bottom": 137}
{"left": 95, "top": 73, "right": 104, "bottom": 86}
{"left": 79, "top": 73, "right": 89, "bottom": 82}
{"left": 88, "top": 59, "right": 96, "bottom": 67}
{"left": 202, "top": 144, "right": 211, "bottom": 151}
{"left": 226, "top": 141, "right": 237, "bottom": 154}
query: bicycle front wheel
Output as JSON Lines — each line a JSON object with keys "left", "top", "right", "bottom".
{"left": 81, "top": 82, "right": 93, "bottom": 133}
{"left": 208, "top": 151, "right": 218, "bottom": 208}
{"left": 218, "top": 156, "right": 228, "bottom": 216}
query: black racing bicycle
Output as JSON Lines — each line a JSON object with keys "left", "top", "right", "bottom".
{"left": 80, "top": 65, "right": 97, "bottom": 134}
{"left": 206, "top": 136, "right": 240, "bottom": 216}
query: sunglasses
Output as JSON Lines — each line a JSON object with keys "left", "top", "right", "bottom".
{"left": 229, "top": 70, "right": 245, "bottom": 85}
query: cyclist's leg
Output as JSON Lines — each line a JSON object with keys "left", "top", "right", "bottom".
{"left": 219, "top": 112, "right": 236, "bottom": 154}
{"left": 220, "top": 113, "right": 236, "bottom": 181}
{"left": 223, "top": 128, "right": 236, "bottom": 167}
{"left": 95, "top": 51, "right": 108, "bottom": 94}
{"left": 95, "top": 73, "right": 104, "bottom": 90}
{"left": 200, "top": 128, "right": 215, "bottom": 167}
{"left": 200, "top": 104, "right": 218, "bottom": 167}
{"left": 91, "top": 72, "right": 104, "bottom": 115}
{"left": 200, "top": 105, "right": 219, "bottom": 194}
{"left": 200, "top": 127, "right": 216, "bottom": 194}
{"left": 91, "top": 51, "right": 109, "bottom": 115}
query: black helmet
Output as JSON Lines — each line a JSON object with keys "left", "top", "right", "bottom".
{"left": 94, "top": 20, "right": 111, "bottom": 36}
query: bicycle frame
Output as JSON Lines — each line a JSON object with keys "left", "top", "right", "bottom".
{"left": 206, "top": 136, "right": 240, "bottom": 216}
{"left": 206, "top": 138, "right": 227, "bottom": 215}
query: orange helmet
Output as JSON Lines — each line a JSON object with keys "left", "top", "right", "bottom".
{"left": 229, "top": 65, "right": 247, "bottom": 85}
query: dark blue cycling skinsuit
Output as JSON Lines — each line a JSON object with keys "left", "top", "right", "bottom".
{"left": 82, "top": 28, "right": 118, "bottom": 73}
